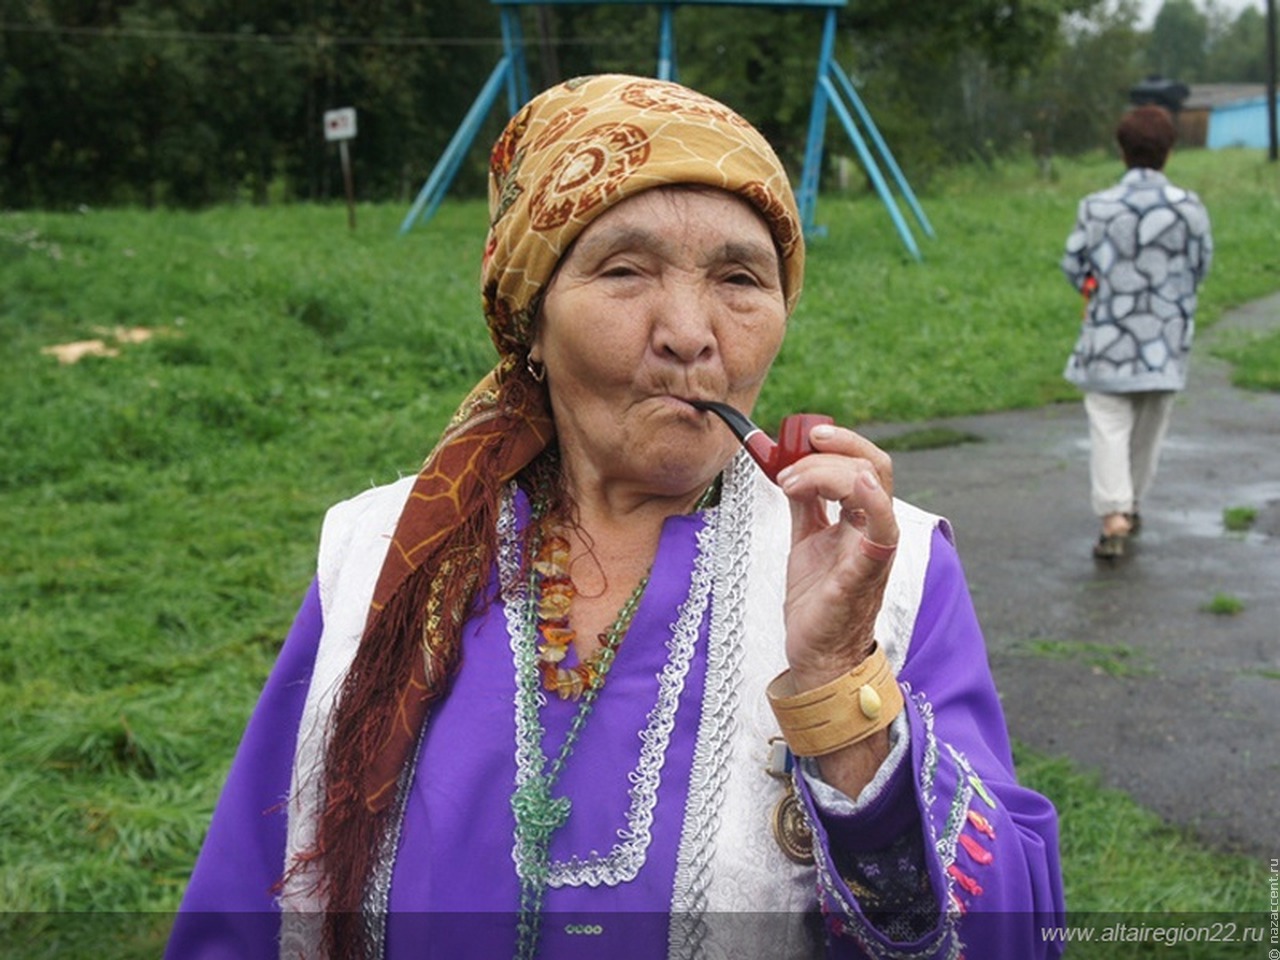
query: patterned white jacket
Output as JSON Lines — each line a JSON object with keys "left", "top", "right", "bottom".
{"left": 1061, "top": 167, "right": 1212, "bottom": 393}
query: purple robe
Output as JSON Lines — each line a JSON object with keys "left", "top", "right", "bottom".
{"left": 167, "top": 504, "right": 1064, "bottom": 959}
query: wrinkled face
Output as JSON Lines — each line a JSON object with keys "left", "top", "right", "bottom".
{"left": 532, "top": 186, "right": 788, "bottom": 498}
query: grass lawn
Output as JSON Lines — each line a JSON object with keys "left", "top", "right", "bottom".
{"left": 2, "top": 148, "right": 1276, "bottom": 955}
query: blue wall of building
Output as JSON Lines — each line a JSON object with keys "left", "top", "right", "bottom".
{"left": 1207, "top": 97, "right": 1279, "bottom": 149}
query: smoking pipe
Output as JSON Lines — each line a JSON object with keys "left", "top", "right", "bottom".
{"left": 690, "top": 400, "right": 834, "bottom": 484}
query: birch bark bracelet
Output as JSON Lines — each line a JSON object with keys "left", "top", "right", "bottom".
{"left": 766, "top": 644, "right": 904, "bottom": 757}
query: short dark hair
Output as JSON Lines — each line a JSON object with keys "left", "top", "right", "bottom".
{"left": 1116, "top": 105, "right": 1177, "bottom": 170}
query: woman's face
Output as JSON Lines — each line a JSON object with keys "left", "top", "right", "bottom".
{"left": 532, "top": 186, "right": 788, "bottom": 499}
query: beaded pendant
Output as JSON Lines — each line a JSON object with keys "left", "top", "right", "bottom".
{"left": 533, "top": 531, "right": 644, "bottom": 700}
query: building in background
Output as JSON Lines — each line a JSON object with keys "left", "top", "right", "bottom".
{"left": 1186, "top": 84, "right": 1277, "bottom": 148}
{"left": 1128, "top": 78, "right": 1275, "bottom": 150}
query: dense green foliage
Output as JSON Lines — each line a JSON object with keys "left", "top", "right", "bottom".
{"left": 1148, "top": 0, "right": 1278, "bottom": 82}
{"left": 2, "top": 0, "right": 1271, "bottom": 208}
{"left": 0, "top": 1, "right": 505, "bottom": 207}
{"left": 1, "top": 151, "right": 1276, "bottom": 954}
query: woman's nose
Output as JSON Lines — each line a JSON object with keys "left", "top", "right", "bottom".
{"left": 652, "top": 281, "right": 716, "bottom": 364}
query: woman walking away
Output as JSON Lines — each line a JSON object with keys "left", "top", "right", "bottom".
{"left": 1061, "top": 104, "right": 1213, "bottom": 560}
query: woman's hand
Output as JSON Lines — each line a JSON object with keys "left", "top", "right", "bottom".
{"left": 775, "top": 423, "right": 898, "bottom": 693}
{"left": 774, "top": 423, "right": 899, "bottom": 795}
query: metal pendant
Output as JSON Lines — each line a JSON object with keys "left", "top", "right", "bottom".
{"left": 771, "top": 784, "right": 814, "bottom": 865}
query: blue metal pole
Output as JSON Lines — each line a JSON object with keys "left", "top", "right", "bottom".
{"left": 831, "top": 65, "right": 934, "bottom": 239}
{"left": 398, "top": 57, "right": 513, "bottom": 235}
{"left": 658, "top": 4, "right": 677, "bottom": 80}
{"left": 797, "top": 6, "right": 837, "bottom": 234}
{"left": 821, "top": 74, "right": 920, "bottom": 260}
{"left": 500, "top": 8, "right": 527, "bottom": 113}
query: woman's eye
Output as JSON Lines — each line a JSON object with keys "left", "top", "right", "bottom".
{"left": 725, "top": 271, "right": 760, "bottom": 287}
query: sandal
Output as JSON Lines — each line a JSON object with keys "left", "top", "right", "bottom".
{"left": 1125, "top": 512, "right": 1142, "bottom": 536}
{"left": 1093, "top": 533, "right": 1127, "bottom": 560}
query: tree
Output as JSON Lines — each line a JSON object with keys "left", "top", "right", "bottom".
{"left": 1146, "top": 0, "right": 1209, "bottom": 80}
{"left": 0, "top": 0, "right": 135, "bottom": 206}
{"left": 1017, "top": 1, "right": 1147, "bottom": 168}
{"left": 1203, "top": 6, "right": 1270, "bottom": 81}
{"left": 0, "top": 0, "right": 1133, "bottom": 208}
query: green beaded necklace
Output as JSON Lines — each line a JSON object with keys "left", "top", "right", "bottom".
{"left": 510, "top": 515, "right": 650, "bottom": 960}
{"left": 509, "top": 482, "right": 717, "bottom": 960}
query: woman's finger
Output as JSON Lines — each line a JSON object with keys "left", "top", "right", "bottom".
{"left": 806, "top": 424, "right": 895, "bottom": 498}
{"left": 779, "top": 455, "right": 896, "bottom": 544}
{"left": 845, "top": 470, "right": 899, "bottom": 564}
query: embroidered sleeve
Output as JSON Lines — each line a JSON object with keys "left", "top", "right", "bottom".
{"left": 833, "top": 827, "right": 936, "bottom": 942}
{"left": 797, "top": 715, "right": 937, "bottom": 944}
{"left": 795, "top": 530, "right": 1065, "bottom": 959}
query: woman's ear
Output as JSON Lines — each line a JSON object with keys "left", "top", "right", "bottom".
{"left": 525, "top": 321, "right": 546, "bottom": 382}
{"left": 529, "top": 294, "right": 550, "bottom": 363}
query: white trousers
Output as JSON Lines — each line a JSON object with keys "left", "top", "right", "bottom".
{"left": 1083, "top": 390, "right": 1178, "bottom": 517}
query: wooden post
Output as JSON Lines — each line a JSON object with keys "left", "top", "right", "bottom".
{"left": 323, "top": 107, "right": 359, "bottom": 228}
{"left": 339, "top": 139, "right": 356, "bottom": 231}
{"left": 1268, "top": 0, "right": 1277, "bottom": 161}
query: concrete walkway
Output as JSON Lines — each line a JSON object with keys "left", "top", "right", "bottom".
{"left": 870, "top": 293, "right": 1280, "bottom": 858}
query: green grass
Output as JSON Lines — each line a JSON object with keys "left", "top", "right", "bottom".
{"left": 1017, "top": 748, "right": 1269, "bottom": 958}
{"left": 1009, "top": 638, "right": 1154, "bottom": 678}
{"left": 2, "top": 150, "right": 1277, "bottom": 948}
{"left": 1214, "top": 330, "right": 1280, "bottom": 392}
{"left": 766, "top": 147, "right": 1280, "bottom": 425}
{"left": 1201, "top": 593, "right": 1246, "bottom": 616}
{"left": 1222, "top": 506, "right": 1258, "bottom": 532}
{"left": 873, "top": 426, "right": 985, "bottom": 452}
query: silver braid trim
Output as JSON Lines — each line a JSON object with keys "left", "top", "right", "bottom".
{"left": 502, "top": 482, "right": 718, "bottom": 889}
{"left": 668, "top": 452, "right": 755, "bottom": 958}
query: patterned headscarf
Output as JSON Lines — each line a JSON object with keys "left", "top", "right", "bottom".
{"left": 336, "top": 74, "right": 804, "bottom": 817}
{"left": 481, "top": 73, "right": 805, "bottom": 354}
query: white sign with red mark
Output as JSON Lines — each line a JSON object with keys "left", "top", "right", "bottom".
{"left": 323, "top": 108, "right": 357, "bottom": 142}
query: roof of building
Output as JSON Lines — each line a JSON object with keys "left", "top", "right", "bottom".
{"left": 1183, "top": 83, "right": 1269, "bottom": 110}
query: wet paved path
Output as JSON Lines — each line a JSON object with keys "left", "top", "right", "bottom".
{"left": 870, "top": 293, "right": 1280, "bottom": 858}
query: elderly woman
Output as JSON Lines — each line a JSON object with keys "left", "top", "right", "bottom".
{"left": 168, "top": 75, "right": 1063, "bottom": 960}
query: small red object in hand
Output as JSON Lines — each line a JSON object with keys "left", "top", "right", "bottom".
{"left": 1080, "top": 275, "right": 1098, "bottom": 319}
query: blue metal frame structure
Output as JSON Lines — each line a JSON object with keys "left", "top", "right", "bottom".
{"left": 399, "top": 0, "right": 933, "bottom": 259}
